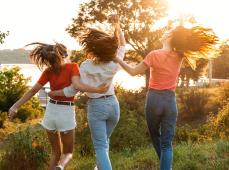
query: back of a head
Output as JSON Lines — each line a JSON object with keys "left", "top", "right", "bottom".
{"left": 80, "top": 28, "right": 118, "bottom": 63}
{"left": 26, "top": 42, "right": 68, "bottom": 73}
{"left": 170, "top": 26, "right": 218, "bottom": 57}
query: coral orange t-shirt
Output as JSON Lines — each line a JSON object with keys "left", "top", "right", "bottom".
{"left": 37, "top": 63, "right": 80, "bottom": 101}
{"left": 143, "top": 49, "right": 183, "bottom": 90}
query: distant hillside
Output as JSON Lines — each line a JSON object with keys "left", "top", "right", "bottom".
{"left": 0, "top": 49, "right": 30, "bottom": 64}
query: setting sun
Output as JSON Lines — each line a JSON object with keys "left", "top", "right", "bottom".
{"left": 167, "top": 0, "right": 229, "bottom": 40}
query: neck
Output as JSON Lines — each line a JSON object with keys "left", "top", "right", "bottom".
{"left": 162, "top": 43, "right": 172, "bottom": 51}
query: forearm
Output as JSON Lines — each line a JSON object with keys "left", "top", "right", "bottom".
{"left": 116, "top": 58, "right": 138, "bottom": 76}
{"left": 73, "top": 81, "right": 100, "bottom": 93}
{"left": 51, "top": 90, "right": 65, "bottom": 97}
{"left": 115, "top": 25, "right": 125, "bottom": 46}
{"left": 13, "top": 89, "right": 37, "bottom": 108}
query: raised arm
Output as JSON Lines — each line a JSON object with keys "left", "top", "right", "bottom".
{"left": 115, "top": 57, "right": 148, "bottom": 76}
{"left": 8, "top": 83, "right": 43, "bottom": 118}
{"left": 109, "top": 14, "right": 125, "bottom": 47}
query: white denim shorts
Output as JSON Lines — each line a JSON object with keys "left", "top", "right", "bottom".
{"left": 40, "top": 102, "right": 76, "bottom": 132}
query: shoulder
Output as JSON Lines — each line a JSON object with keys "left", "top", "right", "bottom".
{"left": 64, "top": 63, "right": 79, "bottom": 69}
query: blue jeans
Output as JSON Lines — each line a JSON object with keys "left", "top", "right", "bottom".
{"left": 87, "top": 95, "right": 120, "bottom": 170}
{"left": 145, "top": 89, "right": 178, "bottom": 170}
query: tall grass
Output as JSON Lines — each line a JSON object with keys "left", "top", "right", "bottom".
{"left": 0, "top": 125, "right": 49, "bottom": 170}
{"left": 68, "top": 140, "right": 229, "bottom": 170}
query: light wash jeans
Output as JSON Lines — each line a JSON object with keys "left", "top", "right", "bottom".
{"left": 87, "top": 95, "right": 120, "bottom": 170}
{"left": 145, "top": 89, "right": 178, "bottom": 170}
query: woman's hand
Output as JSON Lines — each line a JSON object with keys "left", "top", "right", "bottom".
{"left": 8, "top": 105, "right": 18, "bottom": 119}
{"left": 108, "top": 14, "right": 120, "bottom": 26}
{"left": 48, "top": 91, "right": 56, "bottom": 98}
{"left": 97, "top": 83, "right": 109, "bottom": 93}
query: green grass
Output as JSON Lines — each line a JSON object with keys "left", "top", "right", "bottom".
{"left": 68, "top": 140, "right": 229, "bottom": 170}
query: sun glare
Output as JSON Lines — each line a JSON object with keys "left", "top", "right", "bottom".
{"left": 167, "top": 0, "right": 229, "bottom": 40}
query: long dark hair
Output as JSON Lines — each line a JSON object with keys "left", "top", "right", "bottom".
{"left": 170, "top": 26, "right": 218, "bottom": 68}
{"left": 26, "top": 42, "right": 67, "bottom": 73}
{"left": 80, "top": 28, "right": 118, "bottom": 63}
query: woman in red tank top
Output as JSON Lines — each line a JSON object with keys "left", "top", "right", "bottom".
{"left": 8, "top": 42, "right": 108, "bottom": 170}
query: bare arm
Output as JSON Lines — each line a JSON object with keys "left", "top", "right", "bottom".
{"left": 115, "top": 57, "right": 149, "bottom": 76}
{"left": 113, "top": 17, "right": 125, "bottom": 46}
{"left": 72, "top": 76, "right": 108, "bottom": 93}
{"left": 48, "top": 76, "right": 109, "bottom": 98}
{"left": 8, "top": 83, "right": 43, "bottom": 118}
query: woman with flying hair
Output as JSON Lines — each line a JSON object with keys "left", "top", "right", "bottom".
{"left": 8, "top": 42, "right": 108, "bottom": 170}
{"left": 114, "top": 26, "right": 218, "bottom": 170}
{"left": 48, "top": 15, "right": 126, "bottom": 170}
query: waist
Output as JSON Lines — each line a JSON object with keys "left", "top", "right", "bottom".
{"left": 88, "top": 94, "right": 114, "bottom": 100}
{"left": 49, "top": 99, "right": 74, "bottom": 106}
{"left": 149, "top": 88, "right": 175, "bottom": 92}
{"left": 148, "top": 88, "right": 175, "bottom": 97}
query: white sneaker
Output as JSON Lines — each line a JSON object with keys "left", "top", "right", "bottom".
{"left": 55, "top": 165, "right": 64, "bottom": 170}
{"left": 94, "top": 166, "right": 98, "bottom": 170}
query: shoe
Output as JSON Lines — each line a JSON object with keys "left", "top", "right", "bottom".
{"left": 55, "top": 165, "right": 64, "bottom": 170}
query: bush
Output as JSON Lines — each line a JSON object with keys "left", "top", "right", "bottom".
{"left": 203, "top": 103, "right": 229, "bottom": 139}
{"left": 0, "top": 126, "right": 49, "bottom": 170}
{"left": 0, "top": 67, "right": 29, "bottom": 112}
{"left": 177, "top": 88, "right": 210, "bottom": 121}
{"left": 16, "top": 97, "right": 44, "bottom": 122}
{"left": 0, "top": 112, "right": 7, "bottom": 128}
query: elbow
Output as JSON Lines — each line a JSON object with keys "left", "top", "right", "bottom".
{"left": 130, "top": 70, "right": 138, "bottom": 76}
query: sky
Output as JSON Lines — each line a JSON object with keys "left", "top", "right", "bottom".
{"left": 0, "top": 0, "right": 84, "bottom": 50}
{"left": 1, "top": 0, "right": 229, "bottom": 50}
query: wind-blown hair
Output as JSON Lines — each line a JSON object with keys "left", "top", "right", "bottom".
{"left": 26, "top": 42, "right": 67, "bottom": 73}
{"left": 170, "top": 26, "right": 219, "bottom": 69}
{"left": 80, "top": 28, "right": 118, "bottom": 63}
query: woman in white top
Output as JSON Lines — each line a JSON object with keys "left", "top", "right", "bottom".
{"left": 49, "top": 15, "right": 125, "bottom": 170}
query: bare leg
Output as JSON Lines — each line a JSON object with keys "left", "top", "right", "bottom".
{"left": 46, "top": 130, "right": 62, "bottom": 170}
{"left": 58, "top": 129, "right": 75, "bottom": 169}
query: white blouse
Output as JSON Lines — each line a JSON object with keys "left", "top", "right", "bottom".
{"left": 64, "top": 46, "right": 125, "bottom": 98}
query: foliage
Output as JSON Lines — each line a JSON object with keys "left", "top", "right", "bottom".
{"left": 70, "top": 50, "right": 86, "bottom": 65}
{"left": 177, "top": 87, "right": 210, "bottom": 121}
{"left": 0, "top": 67, "right": 29, "bottom": 112}
{"left": 0, "top": 112, "right": 7, "bottom": 128}
{"left": 204, "top": 102, "right": 229, "bottom": 139}
{"left": 67, "top": 0, "right": 168, "bottom": 57}
{"left": 0, "top": 126, "right": 49, "bottom": 170}
{"left": 0, "top": 67, "right": 43, "bottom": 124}
{"left": 212, "top": 42, "right": 229, "bottom": 79}
{"left": 179, "top": 59, "right": 209, "bottom": 87}
{"left": 112, "top": 86, "right": 149, "bottom": 151}
{"left": 0, "top": 31, "right": 9, "bottom": 44}
{"left": 16, "top": 97, "right": 44, "bottom": 122}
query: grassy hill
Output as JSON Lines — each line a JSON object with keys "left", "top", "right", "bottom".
{"left": 0, "top": 49, "right": 30, "bottom": 64}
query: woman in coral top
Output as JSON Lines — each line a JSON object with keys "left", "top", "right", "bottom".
{"left": 8, "top": 42, "right": 108, "bottom": 170}
{"left": 114, "top": 26, "right": 218, "bottom": 170}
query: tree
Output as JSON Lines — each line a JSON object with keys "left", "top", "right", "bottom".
{"left": 212, "top": 42, "right": 229, "bottom": 79}
{"left": 0, "top": 31, "right": 9, "bottom": 44}
{"left": 67, "top": 0, "right": 168, "bottom": 87}
{"left": 69, "top": 50, "right": 86, "bottom": 65}
{"left": 179, "top": 59, "right": 208, "bottom": 87}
